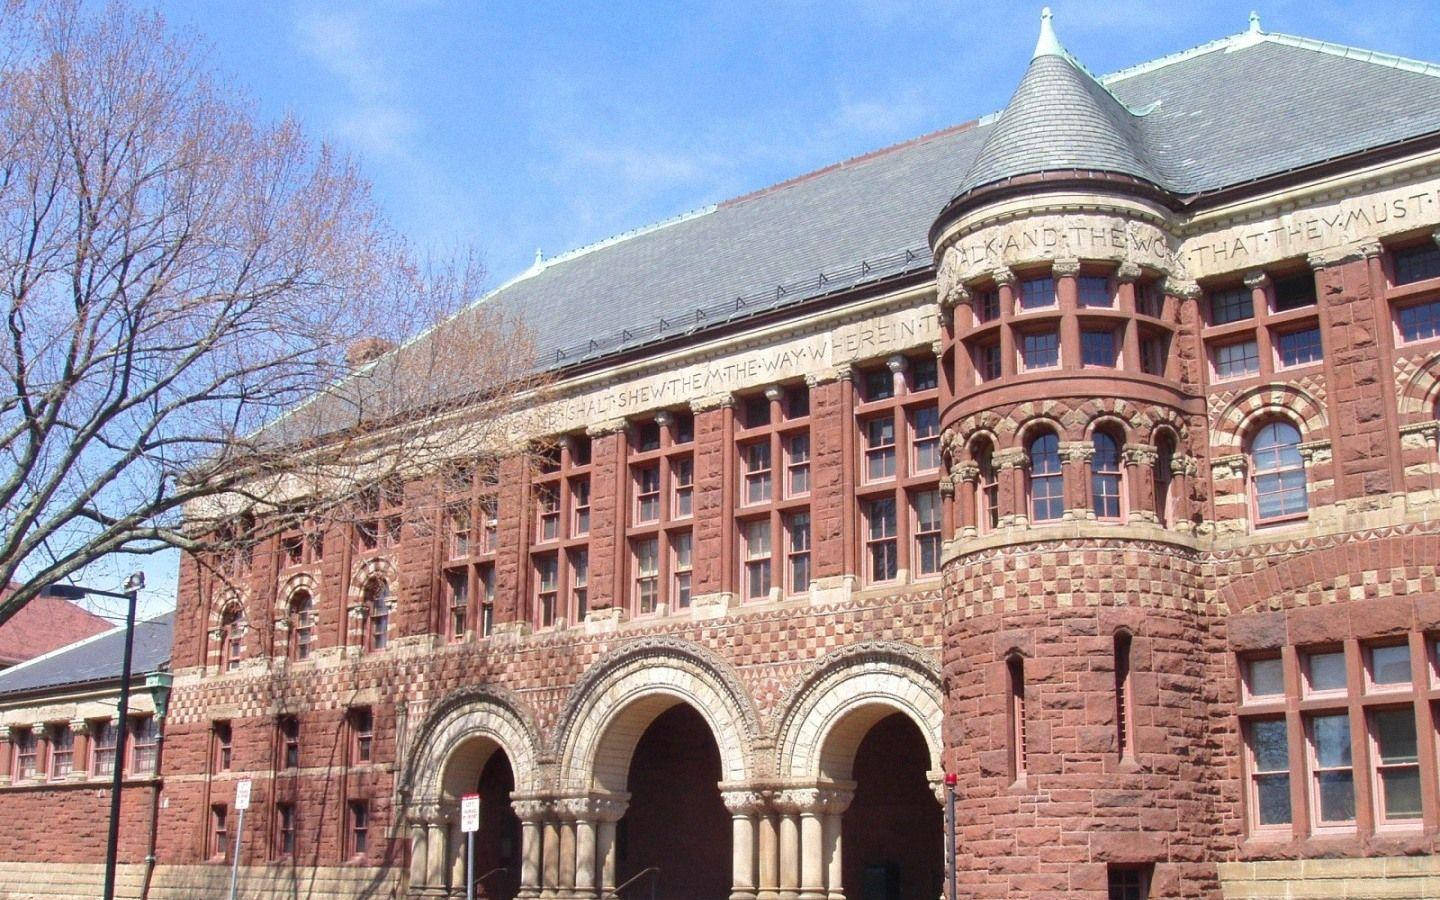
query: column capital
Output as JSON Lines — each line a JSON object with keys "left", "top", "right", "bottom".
{"left": 772, "top": 788, "right": 818, "bottom": 815}
{"left": 587, "top": 794, "right": 630, "bottom": 823}
{"left": 653, "top": 410, "right": 675, "bottom": 427}
{"left": 1242, "top": 269, "right": 1270, "bottom": 289}
{"left": 510, "top": 798, "right": 551, "bottom": 821}
{"left": 1051, "top": 257, "right": 1081, "bottom": 278}
{"left": 1115, "top": 260, "right": 1142, "bottom": 283}
{"left": 763, "top": 384, "right": 784, "bottom": 402}
{"left": 1122, "top": 443, "right": 1159, "bottom": 467}
{"left": 69, "top": 718, "right": 90, "bottom": 736}
{"left": 885, "top": 354, "right": 908, "bottom": 373}
{"left": 817, "top": 788, "right": 854, "bottom": 816}
{"left": 993, "top": 448, "right": 1028, "bottom": 471}
{"left": 1057, "top": 440, "right": 1094, "bottom": 464}
{"left": 938, "top": 281, "right": 971, "bottom": 310}
{"left": 1161, "top": 276, "right": 1201, "bottom": 300}
{"left": 720, "top": 789, "right": 767, "bottom": 816}
{"left": 690, "top": 393, "right": 736, "bottom": 413}
{"left": 953, "top": 461, "right": 981, "bottom": 484}
{"left": 991, "top": 266, "right": 1017, "bottom": 287}
{"left": 585, "top": 417, "right": 629, "bottom": 437}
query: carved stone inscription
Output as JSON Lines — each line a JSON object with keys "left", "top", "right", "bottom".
{"left": 941, "top": 213, "right": 1175, "bottom": 282}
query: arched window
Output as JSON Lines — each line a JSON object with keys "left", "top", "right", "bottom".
{"left": 288, "top": 590, "right": 315, "bottom": 661}
{"left": 1091, "top": 430, "right": 1123, "bottom": 520}
{"left": 364, "top": 579, "right": 390, "bottom": 652}
{"left": 974, "top": 438, "right": 999, "bottom": 533}
{"left": 219, "top": 606, "right": 246, "bottom": 672}
{"left": 1027, "top": 431, "right": 1063, "bottom": 522}
{"left": 1249, "top": 420, "right": 1308, "bottom": 522}
{"left": 1154, "top": 432, "right": 1176, "bottom": 527}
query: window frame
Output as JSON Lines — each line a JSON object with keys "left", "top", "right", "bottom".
{"left": 624, "top": 412, "right": 695, "bottom": 618}
{"left": 440, "top": 457, "right": 502, "bottom": 642}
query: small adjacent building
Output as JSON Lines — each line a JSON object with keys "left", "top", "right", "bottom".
{"left": 0, "top": 585, "right": 111, "bottom": 670}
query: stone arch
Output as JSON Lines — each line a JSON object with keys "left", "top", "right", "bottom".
{"left": 348, "top": 555, "right": 398, "bottom": 604}
{"left": 402, "top": 686, "right": 543, "bottom": 806}
{"left": 1013, "top": 413, "right": 1065, "bottom": 450}
{"left": 277, "top": 571, "right": 319, "bottom": 613}
{"left": 554, "top": 637, "right": 758, "bottom": 794}
{"left": 207, "top": 587, "right": 250, "bottom": 629}
{"left": 1070, "top": 398, "right": 1145, "bottom": 436}
{"left": 1213, "top": 383, "right": 1327, "bottom": 453}
{"left": 774, "top": 642, "right": 943, "bottom": 782}
{"left": 1083, "top": 412, "right": 1134, "bottom": 442}
{"left": 964, "top": 428, "right": 1002, "bottom": 461}
{"left": 1398, "top": 350, "right": 1440, "bottom": 418}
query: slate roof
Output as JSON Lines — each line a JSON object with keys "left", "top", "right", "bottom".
{"left": 277, "top": 17, "right": 1440, "bottom": 440}
{"left": 0, "top": 611, "right": 173, "bottom": 699}
{"left": 0, "top": 589, "right": 110, "bottom": 668}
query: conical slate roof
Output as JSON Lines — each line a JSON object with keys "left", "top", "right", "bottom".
{"left": 955, "top": 9, "right": 1161, "bottom": 196}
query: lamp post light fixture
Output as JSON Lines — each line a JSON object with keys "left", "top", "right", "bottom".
{"left": 46, "top": 572, "right": 146, "bottom": 900}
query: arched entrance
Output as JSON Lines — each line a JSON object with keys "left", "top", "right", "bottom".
{"left": 838, "top": 711, "right": 942, "bottom": 900}
{"left": 438, "top": 736, "right": 523, "bottom": 899}
{"left": 616, "top": 703, "right": 731, "bottom": 899}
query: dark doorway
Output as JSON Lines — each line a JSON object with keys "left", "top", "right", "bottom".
{"left": 472, "top": 750, "right": 521, "bottom": 899}
{"left": 618, "top": 703, "right": 730, "bottom": 900}
{"left": 843, "top": 713, "right": 943, "bottom": 900}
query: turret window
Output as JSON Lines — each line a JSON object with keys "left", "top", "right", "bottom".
{"left": 1027, "top": 431, "right": 1064, "bottom": 522}
{"left": 1081, "top": 328, "right": 1119, "bottom": 367}
{"left": 1210, "top": 287, "right": 1253, "bottom": 325}
{"left": 1276, "top": 327, "right": 1322, "bottom": 368}
{"left": 1091, "top": 431, "right": 1123, "bottom": 520}
{"left": 1249, "top": 420, "right": 1307, "bottom": 523}
{"left": 1020, "top": 331, "right": 1059, "bottom": 370}
{"left": 1392, "top": 243, "right": 1440, "bottom": 285}
{"left": 1019, "top": 276, "right": 1056, "bottom": 310}
{"left": 1077, "top": 275, "right": 1113, "bottom": 308}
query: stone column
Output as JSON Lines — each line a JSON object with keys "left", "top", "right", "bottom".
{"left": 450, "top": 810, "right": 468, "bottom": 893}
{"left": 1058, "top": 441, "right": 1093, "bottom": 520}
{"left": 795, "top": 790, "right": 825, "bottom": 900}
{"left": 994, "top": 450, "right": 1026, "bottom": 528}
{"left": 993, "top": 268, "right": 1017, "bottom": 377}
{"left": 1053, "top": 257, "right": 1082, "bottom": 370}
{"left": 573, "top": 807, "right": 598, "bottom": 898}
{"left": 68, "top": 719, "right": 90, "bottom": 781}
{"left": 820, "top": 790, "right": 853, "bottom": 900}
{"left": 1115, "top": 261, "right": 1143, "bottom": 371}
{"left": 512, "top": 799, "right": 547, "bottom": 899}
{"left": 557, "top": 801, "right": 578, "bottom": 898}
{"left": 0, "top": 725, "right": 10, "bottom": 786}
{"left": 1122, "top": 444, "right": 1159, "bottom": 524}
{"left": 593, "top": 795, "right": 627, "bottom": 897}
{"left": 776, "top": 792, "right": 801, "bottom": 900}
{"left": 408, "top": 815, "right": 429, "bottom": 890}
{"left": 542, "top": 814, "right": 562, "bottom": 898}
{"left": 425, "top": 815, "right": 449, "bottom": 891}
{"left": 954, "top": 462, "right": 979, "bottom": 538}
{"left": 721, "top": 790, "right": 761, "bottom": 900}
{"left": 757, "top": 799, "right": 780, "bottom": 900}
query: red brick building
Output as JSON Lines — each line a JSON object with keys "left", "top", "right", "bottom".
{"left": 9, "top": 11, "right": 1440, "bottom": 899}
{"left": 0, "top": 586, "right": 110, "bottom": 669}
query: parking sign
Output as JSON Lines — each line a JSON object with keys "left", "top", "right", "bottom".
{"left": 460, "top": 793, "right": 480, "bottom": 833}
{"left": 235, "top": 779, "right": 251, "bottom": 811}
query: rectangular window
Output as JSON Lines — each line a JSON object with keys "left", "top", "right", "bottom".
{"left": 743, "top": 395, "right": 770, "bottom": 429}
{"left": 1370, "top": 707, "right": 1422, "bottom": 823}
{"left": 535, "top": 485, "right": 560, "bottom": 542}
{"left": 1008, "top": 656, "right": 1026, "bottom": 781}
{"left": 570, "top": 549, "right": 589, "bottom": 621}
{"left": 211, "top": 804, "right": 229, "bottom": 859}
{"left": 48, "top": 724, "right": 72, "bottom": 779}
{"left": 743, "top": 519, "right": 772, "bottom": 601}
{"left": 1081, "top": 329, "right": 1118, "bottom": 367}
{"left": 351, "top": 708, "right": 373, "bottom": 765}
{"left": 276, "top": 803, "right": 296, "bottom": 857}
{"left": 976, "top": 289, "right": 1000, "bottom": 322}
{"left": 571, "top": 477, "right": 591, "bottom": 536}
{"left": 1304, "top": 649, "right": 1348, "bottom": 696}
{"left": 214, "top": 721, "right": 233, "bottom": 772}
{"left": 1272, "top": 273, "right": 1316, "bottom": 311}
{"left": 479, "top": 499, "right": 498, "bottom": 553}
{"left": 1394, "top": 244, "right": 1440, "bottom": 285}
{"left": 349, "top": 801, "right": 369, "bottom": 855}
{"left": 975, "top": 343, "right": 1002, "bottom": 381}
{"left": 535, "top": 553, "right": 558, "bottom": 627}
{"left": 446, "top": 505, "right": 470, "bottom": 559}
{"left": 92, "top": 720, "right": 116, "bottom": 776}
{"left": 863, "top": 416, "right": 896, "bottom": 482}
{"left": 912, "top": 490, "right": 942, "bottom": 577}
{"left": 282, "top": 534, "right": 304, "bottom": 567}
{"left": 1019, "top": 276, "right": 1056, "bottom": 310}
{"left": 1107, "top": 864, "right": 1151, "bottom": 900}
{"left": 447, "top": 569, "right": 468, "bottom": 639}
{"left": 1139, "top": 333, "right": 1168, "bottom": 376}
{"left": 1244, "top": 656, "right": 1285, "bottom": 700}
{"left": 635, "top": 421, "right": 661, "bottom": 452}
{"left": 1135, "top": 281, "right": 1163, "bottom": 318}
{"left": 786, "top": 512, "right": 811, "bottom": 595}
{"left": 785, "top": 384, "right": 810, "bottom": 420}
{"left": 742, "top": 442, "right": 773, "bottom": 505}
{"left": 909, "top": 356, "right": 938, "bottom": 392}
{"left": 1077, "top": 275, "right": 1112, "bottom": 308}
{"left": 672, "top": 458, "right": 694, "bottom": 518}
{"left": 863, "top": 368, "right": 894, "bottom": 402}
{"left": 1276, "top": 327, "right": 1322, "bottom": 368}
{"left": 281, "top": 717, "right": 300, "bottom": 770}
{"left": 1246, "top": 717, "right": 1292, "bottom": 828}
{"left": 1214, "top": 339, "right": 1260, "bottom": 379}
{"left": 785, "top": 434, "right": 810, "bottom": 497}
{"left": 1398, "top": 300, "right": 1440, "bottom": 343}
{"left": 634, "top": 538, "right": 659, "bottom": 613}
{"left": 130, "top": 717, "right": 158, "bottom": 775}
{"left": 1308, "top": 712, "right": 1355, "bottom": 825}
{"left": 1210, "top": 287, "right": 1253, "bottom": 325}
{"left": 1020, "top": 331, "right": 1059, "bottom": 370}
{"left": 865, "top": 497, "right": 898, "bottom": 582}
{"left": 673, "top": 412, "right": 694, "bottom": 445}
{"left": 1367, "top": 642, "right": 1412, "bottom": 690}
{"left": 634, "top": 465, "right": 661, "bottom": 523}
{"left": 10, "top": 728, "right": 35, "bottom": 780}
{"left": 671, "top": 534, "right": 692, "bottom": 609}
{"left": 911, "top": 407, "right": 940, "bottom": 473}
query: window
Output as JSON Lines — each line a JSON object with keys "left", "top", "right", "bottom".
{"left": 670, "top": 536, "right": 692, "bottom": 609}
{"left": 282, "top": 533, "right": 305, "bottom": 567}
{"left": 535, "top": 485, "right": 560, "bottom": 542}
{"left": 214, "top": 721, "right": 233, "bottom": 772}
{"left": 742, "top": 442, "right": 773, "bottom": 505}
{"left": 1214, "top": 339, "right": 1260, "bottom": 379}
{"left": 1249, "top": 421, "right": 1307, "bottom": 521}
{"left": 633, "top": 538, "right": 659, "bottom": 613}
{"left": 743, "top": 394, "right": 770, "bottom": 429}
{"left": 364, "top": 578, "right": 390, "bottom": 651}
{"left": 1114, "top": 633, "right": 1133, "bottom": 761}
{"left": 1139, "top": 333, "right": 1168, "bottom": 376}
{"left": 1276, "top": 327, "right": 1322, "bottom": 368}
{"left": 1027, "top": 432, "right": 1063, "bottom": 523}
{"left": 1107, "top": 864, "right": 1151, "bottom": 900}
{"left": 863, "top": 416, "right": 896, "bottom": 482}
{"left": 635, "top": 465, "right": 661, "bottom": 523}
{"left": 1007, "top": 656, "right": 1026, "bottom": 781}
{"left": 1370, "top": 707, "right": 1422, "bottom": 824}
{"left": 785, "top": 512, "right": 811, "bottom": 595}
{"left": 11, "top": 727, "right": 36, "bottom": 780}
{"left": 1308, "top": 713, "right": 1355, "bottom": 826}
{"left": 1020, "top": 331, "right": 1059, "bottom": 370}
{"left": 1245, "top": 718, "right": 1292, "bottom": 828}
{"left": 785, "top": 434, "right": 810, "bottom": 497}
{"left": 1077, "top": 275, "right": 1112, "bottom": 308}
{"left": 976, "top": 441, "right": 999, "bottom": 534}
{"left": 1272, "top": 273, "right": 1316, "bottom": 311}
{"left": 1091, "top": 431, "right": 1123, "bottom": 520}
{"left": 865, "top": 497, "right": 898, "bottom": 582}
{"left": 784, "top": 384, "right": 810, "bottom": 419}
{"left": 1135, "top": 280, "right": 1163, "bottom": 318}
{"left": 1398, "top": 300, "right": 1440, "bottom": 343}
{"left": 535, "top": 553, "right": 558, "bottom": 627}
{"left": 1243, "top": 655, "right": 1285, "bottom": 701}
{"left": 276, "top": 804, "right": 296, "bottom": 857}
{"left": 1019, "top": 276, "right": 1055, "bottom": 310}
{"left": 49, "top": 724, "right": 72, "bottom": 779}
{"left": 571, "top": 477, "right": 591, "bottom": 535}
{"left": 672, "top": 459, "right": 693, "bottom": 518}
{"left": 447, "top": 504, "right": 471, "bottom": 561}
{"left": 220, "top": 605, "right": 246, "bottom": 672}
{"left": 479, "top": 498, "right": 498, "bottom": 554}
{"left": 742, "top": 519, "right": 772, "bottom": 600}
{"left": 130, "top": 717, "right": 158, "bottom": 775}
{"left": 570, "top": 549, "right": 589, "bottom": 621}
{"left": 478, "top": 566, "right": 495, "bottom": 637}
{"left": 975, "top": 289, "right": 1000, "bottom": 322}
{"left": 289, "top": 590, "right": 315, "bottom": 660}
{"left": 1367, "top": 642, "right": 1412, "bottom": 690}
{"left": 350, "top": 708, "right": 373, "bottom": 765}
{"left": 211, "top": 805, "right": 229, "bottom": 859}
{"left": 92, "top": 720, "right": 116, "bottom": 776}
{"left": 1304, "top": 649, "right": 1347, "bottom": 696}
{"left": 911, "top": 407, "right": 940, "bottom": 473}
{"left": 912, "top": 490, "right": 941, "bottom": 577}
{"left": 1081, "top": 329, "right": 1118, "bottom": 367}
{"left": 862, "top": 367, "right": 894, "bottom": 402}
{"left": 280, "top": 717, "right": 300, "bottom": 770}
{"left": 1210, "top": 287, "right": 1253, "bottom": 325}
{"left": 909, "top": 356, "right": 938, "bottom": 392}
{"left": 447, "top": 569, "right": 469, "bottom": 639}
{"left": 349, "top": 801, "right": 369, "bottom": 855}
{"left": 974, "top": 342, "right": 1002, "bottom": 381}
{"left": 354, "top": 479, "right": 404, "bottom": 551}
{"left": 1393, "top": 243, "right": 1440, "bottom": 285}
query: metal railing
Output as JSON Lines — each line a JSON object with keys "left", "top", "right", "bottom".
{"left": 611, "top": 865, "right": 660, "bottom": 900}
{"left": 472, "top": 866, "right": 508, "bottom": 896}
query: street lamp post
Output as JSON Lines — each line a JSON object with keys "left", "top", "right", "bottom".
{"left": 47, "top": 573, "right": 146, "bottom": 900}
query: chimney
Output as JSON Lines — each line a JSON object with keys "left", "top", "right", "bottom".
{"left": 346, "top": 337, "right": 396, "bottom": 369}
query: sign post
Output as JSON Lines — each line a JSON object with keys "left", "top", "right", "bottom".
{"left": 460, "top": 793, "right": 480, "bottom": 900}
{"left": 944, "top": 772, "right": 957, "bottom": 900}
{"left": 229, "top": 779, "right": 251, "bottom": 900}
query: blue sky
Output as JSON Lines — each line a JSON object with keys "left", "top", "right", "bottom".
{"left": 67, "top": 0, "right": 1440, "bottom": 617}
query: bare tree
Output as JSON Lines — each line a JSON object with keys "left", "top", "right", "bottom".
{"left": 0, "top": 0, "right": 549, "bottom": 623}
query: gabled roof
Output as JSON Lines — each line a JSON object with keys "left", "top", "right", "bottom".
{"left": 0, "top": 589, "right": 110, "bottom": 667}
{"left": 0, "top": 611, "right": 173, "bottom": 699}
